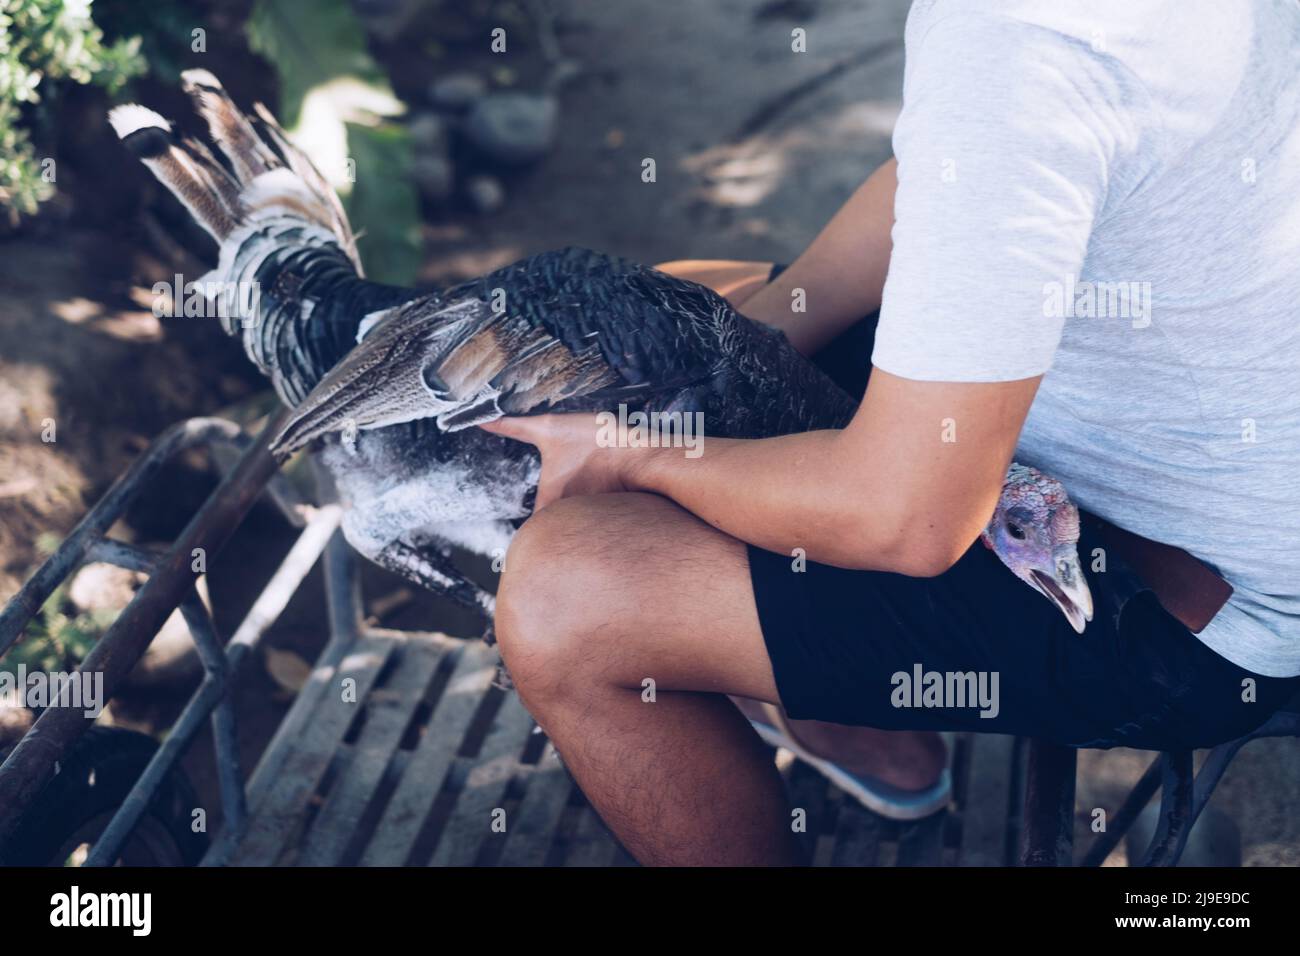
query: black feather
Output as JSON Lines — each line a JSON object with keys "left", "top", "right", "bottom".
{"left": 118, "top": 125, "right": 173, "bottom": 160}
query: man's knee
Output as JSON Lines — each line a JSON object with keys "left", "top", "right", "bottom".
{"left": 494, "top": 496, "right": 640, "bottom": 698}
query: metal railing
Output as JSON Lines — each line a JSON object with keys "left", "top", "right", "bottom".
{"left": 1021, "top": 703, "right": 1300, "bottom": 866}
{"left": 0, "top": 413, "right": 357, "bottom": 864}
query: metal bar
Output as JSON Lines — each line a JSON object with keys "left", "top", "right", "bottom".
{"left": 182, "top": 509, "right": 343, "bottom": 865}
{"left": 210, "top": 694, "right": 248, "bottom": 848}
{"left": 0, "top": 413, "right": 330, "bottom": 864}
{"left": 1187, "top": 739, "right": 1247, "bottom": 830}
{"left": 1136, "top": 750, "right": 1194, "bottom": 867}
{"left": 0, "top": 418, "right": 243, "bottom": 659}
{"left": 208, "top": 431, "right": 311, "bottom": 528}
{"left": 200, "top": 526, "right": 359, "bottom": 866}
{"left": 1192, "top": 710, "right": 1300, "bottom": 823}
{"left": 84, "top": 538, "right": 164, "bottom": 574}
{"left": 223, "top": 505, "right": 342, "bottom": 674}
{"left": 324, "top": 523, "right": 363, "bottom": 643}
{"left": 1079, "top": 706, "right": 1300, "bottom": 867}
{"left": 82, "top": 506, "right": 342, "bottom": 864}
{"left": 0, "top": 410, "right": 290, "bottom": 848}
{"left": 1079, "top": 753, "right": 1163, "bottom": 867}
{"left": 242, "top": 531, "right": 360, "bottom": 808}
{"left": 83, "top": 587, "right": 242, "bottom": 866}
{"left": 1018, "top": 738, "right": 1077, "bottom": 866}
{"left": 34, "top": 486, "right": 325, "bottom": 862}
{"left": 82, "top": 677, "right": 223, "bottom": 866}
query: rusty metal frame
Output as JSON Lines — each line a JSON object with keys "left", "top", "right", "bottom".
{"left": 1018, "top": 739, "right": 1077, "bottom": 866}
{"left": 1022, "top": 699, "right": 1300, "bottom": 867}
{"left": 0, "top": 413, "right": 354, "bottom": 864}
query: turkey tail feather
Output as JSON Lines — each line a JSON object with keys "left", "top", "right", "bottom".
{"left": 107, "top": 105, "right": 241, "bottom": 241}
{"left": 110, "top": 73, "right": 360, "bottom": 268}
{"left": 110, "top": 74, "right": 415, "bottom": 405}
{"left": 250, "top": 101, "right": 361, "bottom": 272}
{"left": 180, "top": 69, "right": 278, "bottom": 183}
{"left": 180, "top": 70, "right": 360, "bottom": 271}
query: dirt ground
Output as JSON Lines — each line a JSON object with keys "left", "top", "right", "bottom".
{"left": 1, "top": 0, "right": 1295, "bottom": 865}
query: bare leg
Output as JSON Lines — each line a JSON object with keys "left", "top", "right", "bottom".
{"left": 495, "top": 493, "right": 803, "bottom": 865}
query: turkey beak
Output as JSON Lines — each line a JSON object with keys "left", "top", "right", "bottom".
{"left": 1028, "top": 548, "right": 1094, "bottom": 635}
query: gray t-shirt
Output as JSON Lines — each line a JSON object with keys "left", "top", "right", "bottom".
{"left": 873, "top": 0, "right": 1300, "bottom": 675}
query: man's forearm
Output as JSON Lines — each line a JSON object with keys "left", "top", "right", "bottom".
{"left": 623, "top": 427, "right": 947, "bottom": 576}
{"left": 614, "top": 363, "right": 1036, "bottom": 578}
{"left": 742, "top": 157, "right": 897, "bottom": 355}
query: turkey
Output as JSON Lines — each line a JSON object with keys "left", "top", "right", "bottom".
{"left": 108, "top": 71, "right": 1093, "bottom": 637}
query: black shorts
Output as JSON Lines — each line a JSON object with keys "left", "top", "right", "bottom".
{"left": 750, "top": 268, "right": 1300, "bottom": 750}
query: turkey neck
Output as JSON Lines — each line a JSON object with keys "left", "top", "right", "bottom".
{"left": 223, "top": 239, "right": 428, "bottom": 407}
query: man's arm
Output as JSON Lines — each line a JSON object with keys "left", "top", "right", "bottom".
{"left": 630, "top": 370, "right": 1039, "bottom": 575}
{"left": 741, "top": 158, "right": 897, "bottom": 356}
{"left": 483, "top": 370, "right": 1040, "bottom": 576}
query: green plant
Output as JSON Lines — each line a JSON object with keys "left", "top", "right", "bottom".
{"left": 247, "top": 0, "right": 420, "bottom": 285}
{"left": 90, "top": 0, "right": 194, "bottom": 82}
{"left": 0, "top": 0, "right": 144, "bottom": 224}
{"left": 4, "top": 533, "right": 114, "bottom": 673}
{"left": 6, "top": 579, "right": 113, "bottom": 673}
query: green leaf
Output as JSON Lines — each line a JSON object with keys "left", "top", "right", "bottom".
{"left": 343, "top": 121, "right": 421, "bottom": 286}
{"left": 246, "top": 0, "right": 383, "bottom": 130}
{"left": 0, "top": 0, "right": 144, "bottom": 220}
{"left": 246, "top": 0, "right": 420, "bottom": 284}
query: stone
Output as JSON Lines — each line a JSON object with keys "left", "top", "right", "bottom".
{"left": 429, "top": 72, "right": 488, "bottom": 111}
{"left": 412, "top": 154, "right": 454, "bottom": 203}
{"left": 407, "top": 113, "right": 448, "bottom": 155}
{"left": 465, "top": 174, "right": 506, "bottom": 214}
{"left": 464, "top": 92, "right": 558, "bottom": 166}
{"left": 67, "top": 562, "right": 137, "bottom": 613}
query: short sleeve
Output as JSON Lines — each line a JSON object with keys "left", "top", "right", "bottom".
{"left": 871, "top": 12, "right": 1145, "bottom": 382}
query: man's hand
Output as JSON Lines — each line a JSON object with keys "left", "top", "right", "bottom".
{"left": 480, "top": 413, "right": 638, "bottom": 509}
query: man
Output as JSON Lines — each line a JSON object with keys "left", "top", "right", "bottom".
{"left": 481, "top": 0, "right": 1300, "bottom": 865}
